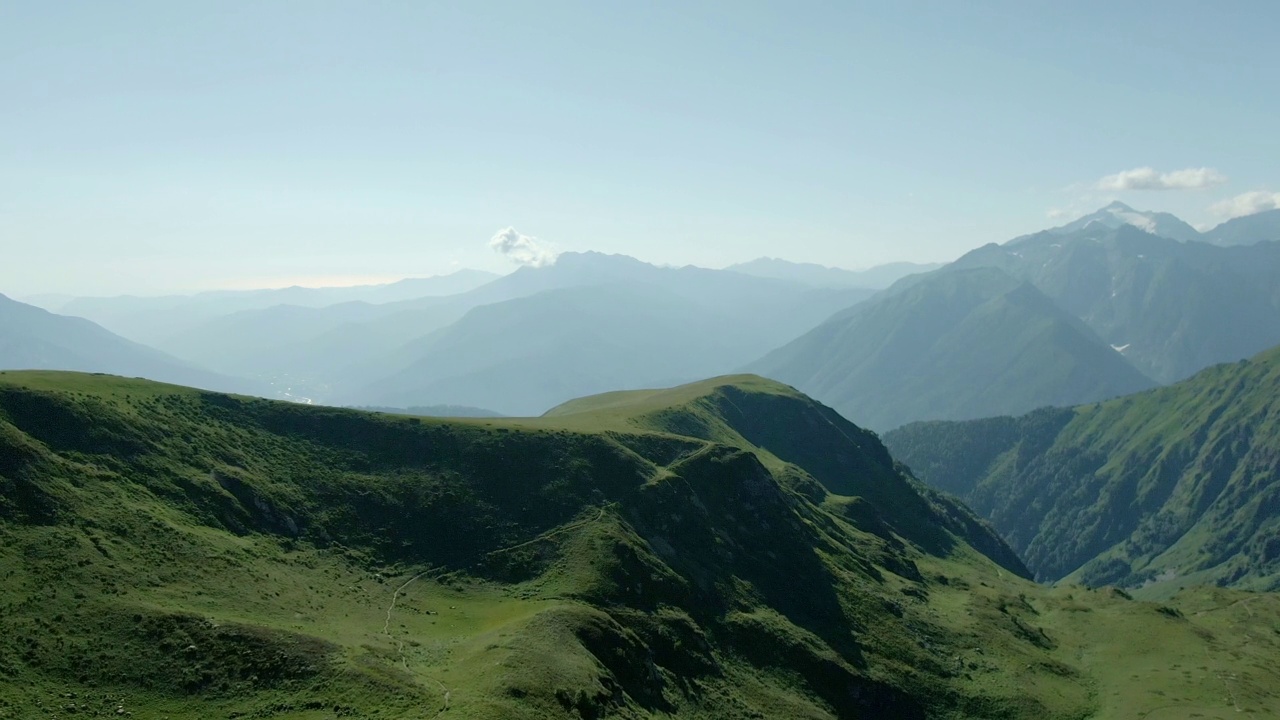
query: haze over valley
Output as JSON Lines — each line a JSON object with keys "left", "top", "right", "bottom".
{"left": 12, "top": 204, "right": 1280, "bottom": 427}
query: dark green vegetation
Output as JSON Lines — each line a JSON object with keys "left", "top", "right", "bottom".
{"left": 749, "top": 266, "right": 1155, "bottom": 431}
{"left": 0, "top": 294, "right": 258, "bottom": 396}
{"left": 4, "top": 371, "right": 1280, "bottom": 718}
{"left": 885, "top": 344, "right": 1280, "bottom": 592}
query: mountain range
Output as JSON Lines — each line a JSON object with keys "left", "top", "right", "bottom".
{"left": 7, "top": 203, "right": 1280, "bottom": 428}
{"left": 47, "top": 269, "right": 500, "bottom": 345}
{"left": 344, "top": 272, "right": 875, "bottom": 415}
{"left": 0, "top": 293, "right": 258, "bottom": 395}
{"left": 6, "top": 203, "right": 1280, "bottom": 715}
{"left": 751, "top": 206, "right": 1280, "bottom": 429}
{"left": 44, "top": 252, "right": 878, "bottom": 412}
{"left": 749, "top": 266, "right": 1156, "bottom": 430}
{"left": 725, "top": 258, "right": 942, "bottom": 287}
{"left": 964, "top": 222, "right": 1280, "bottom": 382}
{"left": 1041, "top": 200, "right": 1280, "bottom": 247}
{"left": 1204, "top": 208, "right": 1280, "bottom": 246}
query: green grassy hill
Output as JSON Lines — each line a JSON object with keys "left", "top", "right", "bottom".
{"left": 884, "top": 345, "right": 1280, "bottom": 592}
{"left": 749, "top": 266, "right": 1155, "bottom": 431}
{"left": 3, "top": 371, "right": 1280, "bottom": 718}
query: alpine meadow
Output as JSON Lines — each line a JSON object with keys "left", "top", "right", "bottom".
{"left": 4, "top": 3, "right": 1280, "bottom": 719}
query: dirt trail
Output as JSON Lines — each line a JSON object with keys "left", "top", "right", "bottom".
{"left": 379, "top": 569, "right": 452, "bottom": 714}
{"left": 485, "top": 504, "right": 613, "bottom": 559}
{"left": 383, "top": 570, "right": 432, "bottom": 639}
{"left": 377, "top": 503, "right": 616, "bottom": 715}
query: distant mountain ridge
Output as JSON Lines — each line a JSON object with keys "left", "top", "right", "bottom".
{"left": 342, "top": 266, "right": 877, "bottom": 414}
{"left": 0, "top": 293, "right": 257, "bottom": 394}
{"left": 1204, "top": 208, "right": 1280, "bottom": 246}
{"left": 949, "top": 223, "right": 1280, "bottom": 382}
{"left": 884, "top": 343, "right": 1280, "bottom": 592}
{"left": 744, "top": 202, "right": 1280, "bottom": 430}
{"left": 726, "top": 258, "right": 942, "bottom": 288}
{"left": 55, "top": 269, "right": 500, "bottom": 347}
{"left": 749, "top": 266, "right": 1155, "bottom": 430}
{"left": 69, "top": 251, "right": 872, "bottom": 411}
{"left": 1034, "top": 201, "right": 1280, "bottom": 247}
{"left": 1037, "top": 201, "right": 1203, "bottom": 243}
{"left": 32, "top": 204, "right": 1280, "bottom": 422}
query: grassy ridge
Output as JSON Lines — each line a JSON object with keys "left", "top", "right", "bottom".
{"left": 2, "top": 371, "right": 1280, "bottom": 718}
{"left": 885, "top": 345, "right": 1280, "bottom": 592}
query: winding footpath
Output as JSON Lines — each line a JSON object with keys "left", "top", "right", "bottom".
{"left": 377, "top": 503, "right": 617, "bottom": 716}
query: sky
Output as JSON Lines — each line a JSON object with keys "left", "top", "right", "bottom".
{"left": 3, "top": 1, "right": 1279, "bottom": 297}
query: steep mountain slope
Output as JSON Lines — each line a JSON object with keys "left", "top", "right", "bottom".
{"left": 4, "top": 371, "right": 1280, "bottom": 719}
{"left": 0, "top": 294, "right": 257, "bottom": 395}
{"left": 348, "top": 280, "right": 871, "bottom": 415}
{"left": 1204, "top": 208, "right": 1280, "bottom": 246}
{"left": 57, "top": 269, "right": 500, "bottom": 345}
{"left": 884, "top": 345, "right": 1280, "bottom": 592}
{"left": 949, "top": 224, "right": 1280, "bottom": 382}
{"left": 725, "top": 258, "right": 941, "bottom": 288}
{"left": 543, "top": 375, "right": 1029, "bottom": 575}
{"left": 749, "top": 267, "right": 1155, "bottom": 431}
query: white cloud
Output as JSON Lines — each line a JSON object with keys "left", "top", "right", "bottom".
{"left": 488, "top": 227, "right": 558, "bottom": 267}
{"left": 1210, "top": 190, "right": 1280, "bottom": 219}
{"left": 1097, "top": 166, "right": 1227, "bottom": 191}
{"left": 1046, "top": 208, "right": 1070, "bottom": 221}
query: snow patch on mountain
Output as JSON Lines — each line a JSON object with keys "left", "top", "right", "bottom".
{"left": 1051, "top": 202, "right": 1202, "bottom": 242}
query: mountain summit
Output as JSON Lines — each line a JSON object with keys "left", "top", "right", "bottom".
{"left": 1042, "top": 201, "right": 1202, "bottom": 242}
{"left": 747, "top": 266, "right": 1155, "bottom": 430}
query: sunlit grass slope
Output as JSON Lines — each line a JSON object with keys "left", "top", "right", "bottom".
{"left": 2, "top": 370, "right": 1279, "bottom": 718}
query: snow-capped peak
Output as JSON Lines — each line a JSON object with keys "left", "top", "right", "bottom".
{"left": 1049, "top": 202, "right": 1201, "bottom": 242}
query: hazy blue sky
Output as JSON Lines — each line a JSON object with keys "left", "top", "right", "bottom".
{"left": 3, "top": 1, "right": 1278, "bottom": 296}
